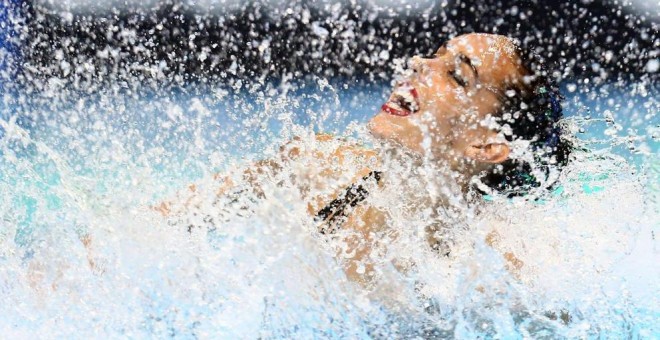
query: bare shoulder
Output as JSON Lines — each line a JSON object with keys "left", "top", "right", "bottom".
{"left": 280, "top": 133, "right": 378, "bottom": 165}
{"left": 279, "top": 133, "right": 379, "bottom": 181}
{"left": 278, "top": 133, "right": 380, "bottom": 212}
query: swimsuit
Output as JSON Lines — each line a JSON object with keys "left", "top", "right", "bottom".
{"left": 315, "top": 171, "right": 382, "bottom": 234}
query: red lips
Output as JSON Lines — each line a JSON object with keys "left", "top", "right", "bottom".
{"left": 381, "top": 103, "right": 411, "bottom": 116}
{"left": 381, "top": 84, "right": 419, "bottom": 117}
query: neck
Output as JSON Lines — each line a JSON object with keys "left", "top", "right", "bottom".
{"left": 373, "top": 142, "right": 471, "bottom": 209}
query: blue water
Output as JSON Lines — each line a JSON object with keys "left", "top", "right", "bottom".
{"left": 0, "top": 78, "right": 658, "bottom": 338}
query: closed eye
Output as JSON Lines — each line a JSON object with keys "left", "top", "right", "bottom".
{"left": 449, "top": 70, "right": 468, "bottom": 87}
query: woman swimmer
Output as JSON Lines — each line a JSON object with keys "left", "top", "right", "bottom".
{"left": 160, "top": 33, "right": 571, "bottom": 285}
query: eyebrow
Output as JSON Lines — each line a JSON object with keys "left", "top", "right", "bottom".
{"left": 458, "top": 53, "right": 479, "bottom": 80}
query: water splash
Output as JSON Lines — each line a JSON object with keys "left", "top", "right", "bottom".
{"left": 0, "top": 0, "right": 658, "bottom": 337}
{"left": 0, "top": 79, "right": 656, "bottom": 338}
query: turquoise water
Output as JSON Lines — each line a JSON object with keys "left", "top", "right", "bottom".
{"left": 0, "top": 79, "right": 658, "bottom": 338}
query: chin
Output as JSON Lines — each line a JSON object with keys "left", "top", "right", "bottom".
{"left": 368, "top": 111, "right": 398, "bottom": 141}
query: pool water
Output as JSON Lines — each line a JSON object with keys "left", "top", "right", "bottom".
{"left": 0, "top": 79, "right": 658, "bottom": 338}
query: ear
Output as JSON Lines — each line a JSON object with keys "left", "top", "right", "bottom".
{"left": 464, "top": 142, "right": 510, "bottom": 164}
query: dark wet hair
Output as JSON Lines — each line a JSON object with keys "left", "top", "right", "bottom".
{"left": 480, "top": 44, "right": 571, "bottom": 197}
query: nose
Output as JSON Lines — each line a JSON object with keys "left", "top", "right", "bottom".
{"left": 409, "top": 56, "right": 427, "bottom": 73}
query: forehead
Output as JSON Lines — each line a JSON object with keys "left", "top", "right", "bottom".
{"left": 442, "top": 34, "right": 528, "bottom": 88}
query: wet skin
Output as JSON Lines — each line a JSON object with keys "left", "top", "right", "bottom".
{"left": 160, "top": 33, "right": 531, "bottom": 285}
{"left": 338, "top": 33, "right": 531, "bottom": 282}
{"left": 263, "top": 34, "right": 532, "bottom": 284}
{"left": 369, "top": 33, "right": 530, "bottom": 180}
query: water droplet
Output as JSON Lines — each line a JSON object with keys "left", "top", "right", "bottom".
{"left": 645, "top": 59, "right": 659, "bottom": 73}
{"left": 379, "top": 50, "right": 390, "bottom": 60}
{"left": 567, "top": 83, "right": 577, "bottom": 92}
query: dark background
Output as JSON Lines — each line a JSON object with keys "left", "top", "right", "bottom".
{"left": 11, "top": 0, "right": 660, "bottom": 92}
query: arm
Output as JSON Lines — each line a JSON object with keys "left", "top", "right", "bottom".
{"left": 154, "top": 133, "right": 372, "bottom": 217}
{"left": 154, "top": 158, "right": 282, "bottom": 217}
{"left": 154, "top": 133, "right": 385, "bottom": 283}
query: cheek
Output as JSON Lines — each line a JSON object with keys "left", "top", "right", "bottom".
{"left": 418, "top": 101, "right": 469, "bottom": 144}
{"left": 418, "top": 84, "right": 471, "bottom": 116}
{"left": 417, "top": 73, "right": 448, "bottom": 101}
{"left": 420, "top": 114, "right": 453, "bottom": 142}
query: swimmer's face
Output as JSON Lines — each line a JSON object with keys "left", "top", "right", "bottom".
{"left": 368, "top": 33, "right": 529, "bottom": 170}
